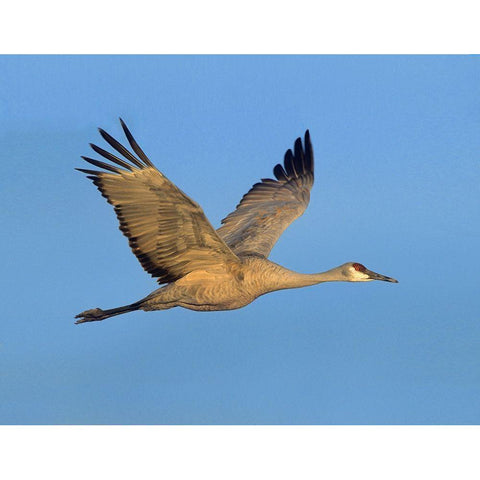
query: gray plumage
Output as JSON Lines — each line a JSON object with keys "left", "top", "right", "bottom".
{"left": 75, "top": 120, "right": 397, "bottom": 324}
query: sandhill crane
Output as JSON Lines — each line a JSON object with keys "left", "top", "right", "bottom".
{"left": 75, "top": 120, "right": 397, "bottom": 324}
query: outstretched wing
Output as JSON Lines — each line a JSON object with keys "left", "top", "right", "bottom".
{"left": 217, "top": 130, "right": 314, "bottom": 257}
{"left": 77, "top": 119, "right": 240, "bottom": 284}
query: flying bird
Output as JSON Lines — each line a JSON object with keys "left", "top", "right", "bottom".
{"left": 75, "top": 120, "right": 397, "bottom": 324}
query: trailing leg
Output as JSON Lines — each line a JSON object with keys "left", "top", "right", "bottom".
{"left": 74, "top": 301, "right": 142, "bottom": 324}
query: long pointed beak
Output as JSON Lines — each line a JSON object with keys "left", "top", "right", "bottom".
{"left": 365, "top": 269, "right": 398, "bottom": 283}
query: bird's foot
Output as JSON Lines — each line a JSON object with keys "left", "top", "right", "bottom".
{"left": 74, "top": 308, "right": 106, "bottom": 324}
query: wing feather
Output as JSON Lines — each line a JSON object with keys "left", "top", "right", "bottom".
{"left": 217, "top": 130, "right": 314, "bottom": 257}
{"left": 78, "top": 120, "right": 240, "bottom": 284}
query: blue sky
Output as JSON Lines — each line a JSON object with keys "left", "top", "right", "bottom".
{"left": 0, "top": 55, "right": 478, "bottom": 424}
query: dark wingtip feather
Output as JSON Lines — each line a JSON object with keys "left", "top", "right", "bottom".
{"left": 98, "top": 127, "right": 107, "bottom": 138}
{"left": 98, "top": 126, "right": 144, "bottom": 169}
{"left": 118, "top": 118, "right": 154, "bottom": 167}
{"left": 81, "top": 156, "right": 122, "bottom": 174}
{"left": 291, "top": 137, "right": 305, "bottom": 177}
{"left": 294, "top": 137, "right": 304, "bottom": 160}
{"left": 273, "top": 130, "right": 314, "bottom": 183}
{"left": 273, "top": 163, "right": 288, "bottom": 182}
{"left": 304, "top": 129, "right": 314, "bottom": 174}
{"left": 89, "top": 143, "right": 134, "bottom": 171}
{"left": 284, "top": 149, "right": 297, "bottom": 177}
{"left": 76, "top": 167, "right": 101, "bottom": 176}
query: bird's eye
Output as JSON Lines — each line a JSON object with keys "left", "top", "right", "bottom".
{"left": 353, "top": 263, "right": 366, "bottom": 272}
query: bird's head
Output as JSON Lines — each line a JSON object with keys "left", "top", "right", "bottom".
{"left": 341, "top": 262, "right": 398, "bottom": 283}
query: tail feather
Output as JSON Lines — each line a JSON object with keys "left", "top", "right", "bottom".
{"left": 75, "top": 302, "right": 141, "bottom": 324}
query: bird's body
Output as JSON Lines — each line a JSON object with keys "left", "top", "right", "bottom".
{"left": 144, "top": 256, "right": 293, "bottom": 312}
{"left": 75, "top": 121, "right": 397, "bottom": 324}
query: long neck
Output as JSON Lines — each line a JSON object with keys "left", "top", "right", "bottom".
{"left": 243, "top": 258, "right": 346, "bottom": 295}
{"left": 274, "top": 265, "right": 345, "bottom": 290}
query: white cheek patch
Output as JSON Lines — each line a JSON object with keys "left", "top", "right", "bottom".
{"left": 350, "top": 268, "right": 371, "bottom": 281}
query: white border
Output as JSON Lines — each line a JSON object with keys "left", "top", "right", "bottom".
{"left": 1, "top": 0, "right": 479, "bottom": 53}
{"left": 1, "top": 426, "right": 479, "bottom": 479}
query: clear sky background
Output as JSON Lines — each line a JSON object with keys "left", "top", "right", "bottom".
{"left": 0, "top": 55, "right": 478, "bottom": 424}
